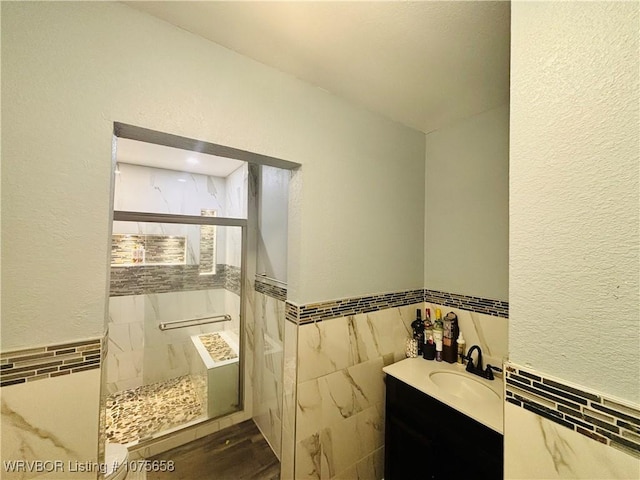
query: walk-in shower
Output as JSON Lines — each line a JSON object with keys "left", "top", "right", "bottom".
{"left": 105, "top": 138, "right": 248, "bottom": 447}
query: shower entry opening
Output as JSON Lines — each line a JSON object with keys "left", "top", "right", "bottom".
{"left": 105, "top": 134, "right": 249, "bottom": 447}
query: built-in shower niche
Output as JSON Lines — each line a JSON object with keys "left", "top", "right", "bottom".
{"left": 111, "top": 234, "right": 187, "bottom": 266}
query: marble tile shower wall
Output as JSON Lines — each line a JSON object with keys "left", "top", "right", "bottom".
{"left": 253, "top": 289, "right": 285, "bottom": 461}
{"left": 107, "top": 289, "right": 239, "bottom": 393}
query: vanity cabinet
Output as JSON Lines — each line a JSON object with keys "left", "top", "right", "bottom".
{"left": 384, "top": 374, "right": 503, "bottom": 479}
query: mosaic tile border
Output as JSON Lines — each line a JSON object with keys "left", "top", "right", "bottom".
{"left": 255, "top": 278, "right": 287, "bottom": 302}
{"left": 287, "top": 289, "right": 423, "bottom": 325}
{"left": 110, "top": 263, "right": 240, "bottom": 297}
{"left": 505, "top": 362, "right": 640, "bottom": 458}
{"left": 425, "top": 289, "right": 508, "bottom": 318}
{"left": 1, "top": 338, "right": 102, "bottom": 387}
{"left": 285, "top": 302, "right": 299, "bottom": 325}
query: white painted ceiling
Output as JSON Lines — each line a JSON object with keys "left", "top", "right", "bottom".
{"left": 116, "top": 137, "right": 245, "bottom": 176}
{"left": 124, "top": 1, "right": 510, "bottom": 134}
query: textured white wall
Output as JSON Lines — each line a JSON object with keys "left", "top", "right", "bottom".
{"left": 1, "top": 2, "right": 425, "bottom": 350}
{"left": 424, "top": 104, "right": 509, "bottom": 301}
{"left": 510, "top": 2, "right": 639, "bottom": 401}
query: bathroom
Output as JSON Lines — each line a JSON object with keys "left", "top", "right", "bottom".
{"left": 1, "top": 2, "right": 638, "bottom": 480}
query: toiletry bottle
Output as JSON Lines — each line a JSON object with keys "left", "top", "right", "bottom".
{"left": 456, "top": 332, "right": 466, "bottom": 364}
{"left": 423, "top": 335, "right": 436, "bottom": 360}
{"left": 411, "top": 309, "right": 424, "bottom": 356}
{"left": 442, "top": 312, "right": 459, "bottom": 363}
{"left": 423, "top": 308, "right": 433, "bottom": 345}
{"left": 433, "top": 309, "right": 444, "bottom": 347}
{"left": 435, "top": 340, "right": 443, "bottom": 362}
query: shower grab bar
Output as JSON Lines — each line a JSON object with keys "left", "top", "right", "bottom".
{"left": 256, "top": 273, "right": 287, "bottom": 286}
{"left": 159, "top": 314, "right": 231, "bottom": 331}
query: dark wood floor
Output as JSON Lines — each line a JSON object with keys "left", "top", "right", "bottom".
{"left": 147, "top": 420, "right": 280, "bottom": 480}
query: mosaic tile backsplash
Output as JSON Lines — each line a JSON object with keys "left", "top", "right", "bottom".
{"left": 505, "top": 362, "right": 640, "bottom": 458}
{"left": 0, "top": 339, "right": 102, "bottom": 387}
{"left": 110, "top": 263, "right": 241, "bottom": 297}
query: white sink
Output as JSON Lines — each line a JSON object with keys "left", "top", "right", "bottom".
{"left": 429, "top": 370, "right": 500, "bottom": 403}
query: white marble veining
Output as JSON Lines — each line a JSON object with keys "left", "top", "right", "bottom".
{"left": 294, "top": 304, "right": 419, "bottom": 479}
{"left": 253, "top": 290, "right": 285, "bottom": 460}
{"left": 107, "top": 289, "right": 237, "bottom": 392}
{"left": 114, "top": 163, "right": 227, "bottom": 217}
{"left": 282, "top": 318, "right": 298, "bottom": 479}
{"left": 1, "top": 370, "right": 101, "bottom": 480}
{"left": 297, "top": 304, "right": 418, "bottom": 384}
{"left": 383, "top": 357, "right": 504, "bottom": 433}
{"left": 505, "top": 403, "right": 640, "bottom": 479}
{"left": 425, "top": 301, "right": 508, "bottom": 367}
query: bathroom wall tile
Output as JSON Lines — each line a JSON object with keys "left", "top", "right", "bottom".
{"left": 505, "top": 362, "right": 640, "bottom": 458}
{"left": 296, "top": 433, "right": 322, "bottom": 480}
{"left": 425, "top": 289, "right": 508, "bottom": 318}
{"left": 320, "top": 415, "right": 360, "bottom": 479}
{"left": 355, "top": 404, "right": 385, "bottom": 458}
{"left": 252, "top": 289, "right": 284, "bottom": 458}
{"left": 283, "top": 320, "right": 298, "bottom": 435}
{"left": 255, "top": 277, "right": 287, "bottom": 302}
{"left": 114, "top": 163, "right": 226, "bottom": 217}
{"left": 281, "top": 423, "right": 296, "bottom": 480}
{"left": 318, "top": 358, "right": 385, "bottom": 426}
{"left": 504, "top": 403, "right": 640, "bottom": 479}
{"left": 351, "top": 305, "right": 416, "bottom": 362}
{"left": 1, "top": 369, "right": 101, "bottom": 479}
{"left": 297, "top": 378, "right": 324, "bottom": 440}
{"left": 425, "top": 301, "right": 508, "bottom": 366}
{"left": 297, "top": 318, "right": 352, "bottom": 383}
{"left": 355, "top": 447, "right": 384, "bottom": 480}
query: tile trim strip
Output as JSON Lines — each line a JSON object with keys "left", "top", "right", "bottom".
{"left": 289, "top": 289, "right": 424, "bottom": 325}
{"left": 425, "top": 289, "right": 508, "bottom": 318}
{"left": 255, "top": 278, "right": 287, "bottom": 302}
{"left": 1, "top": 338, "right": 103, "bottom": 387}
{"left": 285, "top": 288, "right": 508, "bottom": 325}
{"left": 505, "top": 361, "right": 640, "bottom": 458}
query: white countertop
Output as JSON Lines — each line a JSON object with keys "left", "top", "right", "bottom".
{"left": 383, "top": 357, "right": 504, "bottom": 434}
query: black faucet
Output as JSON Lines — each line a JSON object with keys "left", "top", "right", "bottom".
{"left": 464, "top": 345, "right": 494, "bottom": 380}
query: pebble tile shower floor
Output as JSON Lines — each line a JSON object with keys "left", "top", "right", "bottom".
{"left": 106, "top": 375, "right": 205, "bottom": 444}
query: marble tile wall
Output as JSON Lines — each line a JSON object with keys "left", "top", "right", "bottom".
{"left": 505, "top": 361, "right": 640, "bottom": 472}
{"left": 282, "top": 288, "right": 509, "bottom": 480}
{"left": 1, "top": 369, "right": 101, "bottom": 479}
{"left": 253, "top": 290, "right": 285, "bottom": 460}
{"left": 294, "top": 303, "right": 419, "bottom": 480}
{"left": 424, "top": 301, "right": 508, "bottom": 368}
{"left": 107, "top": 289, "right": 238, "bottom": 393}
{"left": 505, "top": 402, "right": 640, "bottom": 479}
